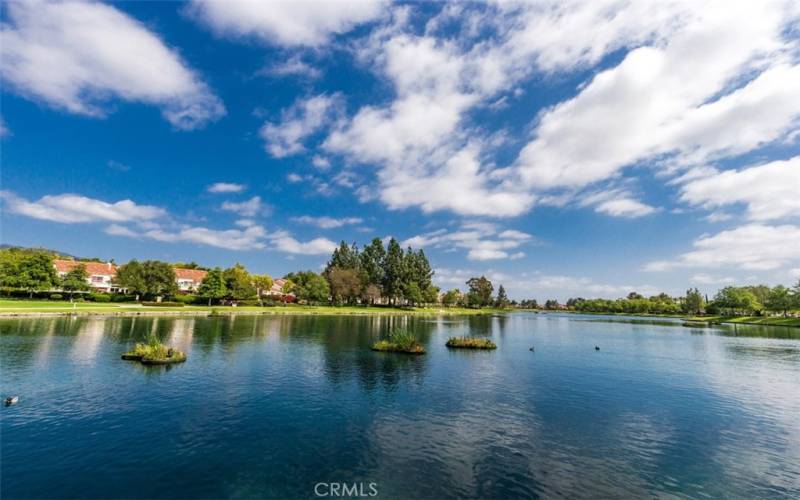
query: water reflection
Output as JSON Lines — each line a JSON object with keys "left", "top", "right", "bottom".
{"left": 1, "top": 313, "right": 799, "bottom": 498}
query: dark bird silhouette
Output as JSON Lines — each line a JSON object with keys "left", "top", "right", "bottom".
{"left": 595, "top": 346, "right": 600, "bottom": 351}
{"left": 529, "top": 346, "right": 535, "bottom": 352}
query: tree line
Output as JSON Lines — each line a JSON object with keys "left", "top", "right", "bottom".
{"left": 527, "top": 283, "right": 800, "bottom": 317}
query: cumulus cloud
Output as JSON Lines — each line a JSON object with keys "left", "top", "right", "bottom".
{"left": 580, "top": 189, "right": 657, "bottom": 218}
{"left": 220, "top": 196, "right": 264, "bottom": 217}
{"left": 516, "top": 3, "right": 800, "bottom": 191}
{"left": 435, "top": 267, "right": 664, "bottom": 300}
{"left": 261, "top": 94, "right": 343, "bottom": 158}
{"left": 269, "top": 231, "right": 337, "bottom": 255}
{"left": 679, "top": 156, "right": 800, "bottom": 221}
{"left": 261, "top": 55, "right": 322, "bottom": 80}
{"left": 1, "top": 0, "right": 224, "bottom": 130}
{"left": 690, "top": 274, "right": 735, "bottom": 285}
{"left": 188, "top": 0, "right": 387, "bottom": 47}
{"left": 644, "top": 224, "right": 800, "bottom": 272}
{"left": 403, "top": 222, "right": 533, "bottom": 261}
{"left": 0, "top": 190, "right": 165, "bottom": 223}
{"left": 320, "top": 1, "right": 800, "bottom": 221}
{"left": 291, "top": 215, "right": 363, "bottom": 229}
{"left": 207, "top": 182, "right": 246, "bottom": 194}
{"left": 106, "top": 222, "right": 268, "bottom": 251}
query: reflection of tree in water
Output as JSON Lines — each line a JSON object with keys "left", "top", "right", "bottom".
{"left": 467, "top": 315, "right": 494, "bottom": 337}
{"left": 269, "top": 315, "right": 435, "bottom": 391}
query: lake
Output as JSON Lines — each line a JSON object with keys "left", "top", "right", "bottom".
{"left": 2, "top": 313, "right": 799, "bottom": 499}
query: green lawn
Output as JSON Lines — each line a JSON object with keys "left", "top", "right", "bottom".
{"left": 0, "top": 299, "right": 507, "bottom": 316}
{"left": 685, "top": 315, "right": 800, "bottom": 327}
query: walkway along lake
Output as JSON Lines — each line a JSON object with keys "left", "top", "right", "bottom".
{"left": 1, "top": 313, "right": 799, "bottom": 498}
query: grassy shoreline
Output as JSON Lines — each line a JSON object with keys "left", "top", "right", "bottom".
{"left": 684, "top": 315, "right": 800, "bottom": 328}
{"left": 0, "top": 300, "right": 508, "bottom": 317}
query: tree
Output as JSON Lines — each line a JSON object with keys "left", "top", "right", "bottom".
{"left": 423, "top": 285, "right": 440, "bottom": 305}
{"left": 326, "top": 241, "right": 360, "bottom": 274}
{"left": 328, "top": 267, "right": 362, "bottom": 304}
{"left": 684, "top": 288, "right": 704, "bottom": 315}
{"left": 403, "top": 282, "right": 424, "bottom": 306}
{"left": 712, "top": 286, "right": 761, "bottom": 316}
{"left": 442, "top": 289, "right": 462, "bottom": 307}
{"left": 765, "top": 285, "right": 792, "bottom": 316}
{"left": 495, "top": 285, "right": 509, "bottom": 308}
{"left": 466, "top": 276, "right": 493, "bottom": 307}
{"left": 544, "top": 299, "right": 560, "bottom": 310}
{"left": 360, "top": 238, "right": 386, "bottom": 291}
{"left": 382, "top": 238, "right": 405, "bottom": 305}
{"left": 223, "top": 264, "right": 256, "bottom": 301}
{"left": 285, "top": 271, "right": 330, "bottom": 304}
{"left": 60, "top": 264, "right": 90, "bottom": 300}
{"left": 627, "top": 292, "right": 644, "bottom": 300}
{"left": 16, "top": 251, "right": 58, "bottom": 297}
{"left": 198, "top": 268, "right": 227, "bottom": 306}
{"left": 362, "top": 283, "right": 382, "bottom": 305}
{"left": 115, "top": 260, "right": 177, "bottom": 299}
{"left": 251, "top": 274, "right": 274, "bottom": 300}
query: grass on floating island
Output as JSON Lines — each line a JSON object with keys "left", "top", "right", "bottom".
{"left": 122, "top": 335, "right": 186, "bottom": 365}
{"left": 371, "top": 328, "right": 426, "bottom": 354}
{"left": 446, "top": 337, "right": 497, "bottom": 349}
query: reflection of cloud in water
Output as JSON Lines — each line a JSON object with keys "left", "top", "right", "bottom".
{"left": 701, "top": 335, "right": 800, "bottom": 494}
{"left": 70, "top": 318, "right": 108, "bottom": 364}
{"left": 165, "top": 318, "right": 195, "bottom": 352}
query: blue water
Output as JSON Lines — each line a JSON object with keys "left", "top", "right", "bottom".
{"left": 1, "top": 313, "right": 799, "bottom": 499}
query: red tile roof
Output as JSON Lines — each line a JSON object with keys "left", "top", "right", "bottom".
{"left": 54, "top": 259, "right": 117, "bottom": 276}
{"left": 173, "top": 268, "right": 208, "bottom": 282}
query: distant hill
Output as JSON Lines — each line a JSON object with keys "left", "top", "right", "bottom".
{"left": 0, "top": 244, "right": 106, "bottom": 262}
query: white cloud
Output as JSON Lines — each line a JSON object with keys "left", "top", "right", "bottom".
{"left": 0, "top": 190, "right": 165, "bottom": 223}
{"left": 690, "top": 274, "right": 735, "bottom": 285}
{"left": 312, "top": 155, "right": 331, "bottom": 170}
{"left": 1, "top": 0, "right": 224, "bottom": 130}
{"left": 516, "top": 3, "right": 800, "bottom": 191}
{"left": 578, "top": 188, "right": 657, "bottom": 218}
{"left": 0, "top": 117, "right": 9, "bottom": 137}
{"left": 269, "top": 231, "right": 337, "bottom": 255}
{"left": 220, "top": 196, "right": 264, "bottom": 217}
{"left": 261, "top": 94, "right": 343, "bottom": 158}
{"left": 107, "top": 222, "right": 267, "bottom": 251}
{"left": 286, "top": 173, "right": 303, "bottom": 183}
{"left": 188, "top": 0, "right": 387, "bottom": 47}
{"left": 644, "top": 224, "right": 800, "bottom": 272}
{"left": 434, "top": 267, "right": 664, "bottom": 300}
{"left": 679, "top": 156, "right": 800, "bottom": 221}
{"left": 403, "top": 223, "right": 533, "bottom": 261}
{"left": 260, "top": 55, "right": 321, "bottom": 79}
{"left": 595, "top": 198, "right": 657, "bottom": 218}
{"left": 291, "top": 216, "right": 363, "bottom": 229}
{"left": 207, "top": 182, "right": 246, "bottom": 194}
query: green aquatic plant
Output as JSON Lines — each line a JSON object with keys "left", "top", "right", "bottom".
{"left": 445, "top": 337, "right": 497, "bottom": 349}
{"left": 371, "top": 328, "right": 425, "bottom": 354}
{"left": 122, "top": 332, "right": 186, "bottom": 364}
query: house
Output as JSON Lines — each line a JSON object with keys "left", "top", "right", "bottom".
{"left": 266, "top": 278, "right": 295, "bottom": 300}
{"left": 266, "top": 278, "right": 289, "bottom": 296}
{"left": 174, "top": 268, "right": 208, "bottom": 293}
{"left": 53, "top": 259, "right": 208, "bottom": 294}
{"left": 53, "top": 259, "right": 122, "bottom": 293}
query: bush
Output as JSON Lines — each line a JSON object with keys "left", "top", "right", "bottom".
{"left": 141, "top": 301, "right": 185, "bottom": 307}
{"left": 49, "top": 294, "right": 63, "bottom": 300}
{"left": 371, "top": 328, "right": 425, "bottom": 354}
{"left": 169, "top": 294, "right": 199, "bottom": 304}
{"left": 109, "top": 294, "right": 137, "bottom": 303}
{"left": 445, "top": 337, "right": 497, "bottom": 349}
{"left": 89, "top": 293, "right": 111, "bottom": 303}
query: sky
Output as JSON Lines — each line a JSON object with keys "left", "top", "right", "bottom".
{"left": 1, "top": 0, "right": 799, "bottom": 300}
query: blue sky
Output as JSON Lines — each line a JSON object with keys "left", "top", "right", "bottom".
{"left": 1, "top": 0, "right": 799, "bottom": 300}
